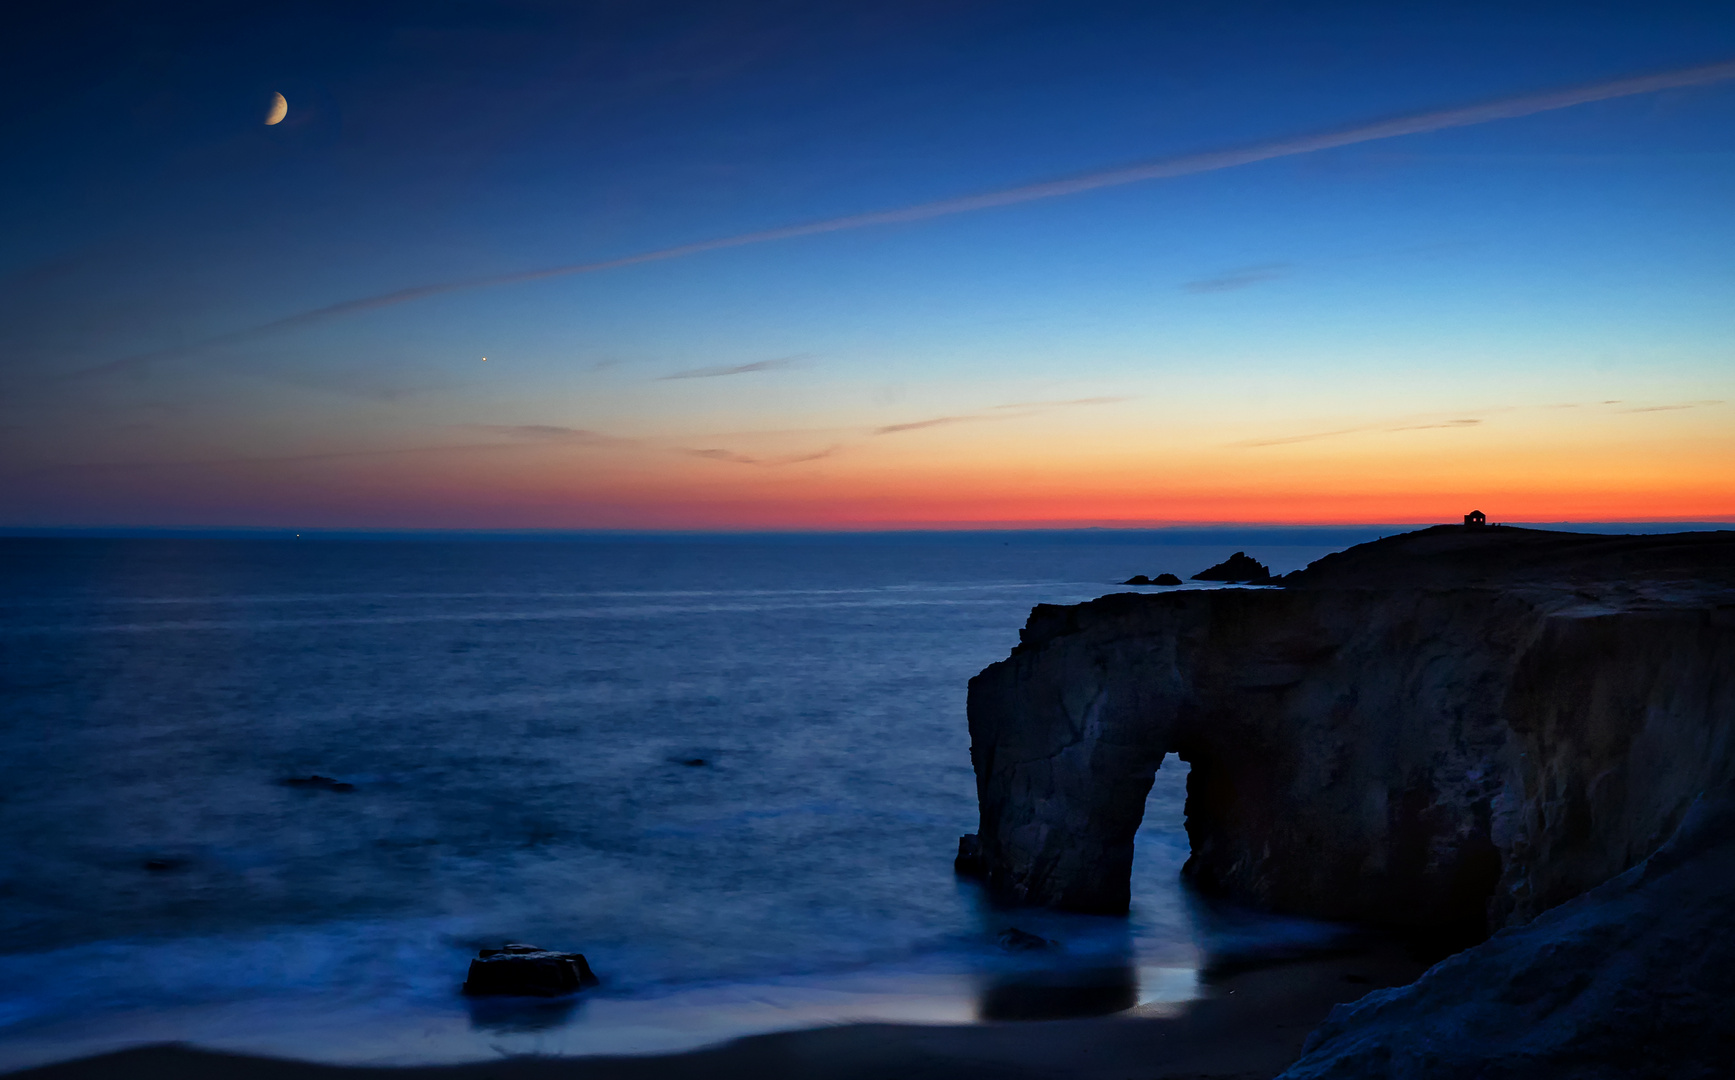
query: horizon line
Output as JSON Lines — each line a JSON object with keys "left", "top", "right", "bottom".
{"left": 5, "top": 519, "right": 1731, "bottom": 540}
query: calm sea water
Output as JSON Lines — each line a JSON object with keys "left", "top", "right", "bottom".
{"left": 0, "top": 532, "right": 1370, "bottom": 1068}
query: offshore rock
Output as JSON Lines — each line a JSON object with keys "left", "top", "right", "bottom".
{"left": 463, "top": 944, "right": 600, "bottom": 996}
{"left": 1277, "top": 787, "right": 1735, "bottom": 1079}
{"left": 965, "top": 526, "right": 1735, "bottom": 939}
{"left": 1191, "top": 551, "right": 1272, "bottom": 583}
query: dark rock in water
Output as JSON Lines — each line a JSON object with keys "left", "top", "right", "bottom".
{"left": 997, "top": 927, "right": 1054, "bottom": 951}
{"left": 1121, "top": 575, "right": 1152, "bottom": 586}
{"left": 141, "top": 857, "right": 187, "bottom": 873}
{"left": 463, "top": 943, "right": 600, "bottom": 997}
{"left": 1278, "top": 789, "right": 1735, "bottom": 1079}
{"left": 1153, "top": 573, "right": 1182, "bottom": 586}
{"left": 280, "top": 775, "right": 355, "bottom": 792}
{"left": 1191, "top": 551, "right": 1271, "bottom": 583}
{"left": 678, "top": 757, "right": 708, "bottom": 767}
{"left": 954, "top": 833, "right": 985, "bottom": 878}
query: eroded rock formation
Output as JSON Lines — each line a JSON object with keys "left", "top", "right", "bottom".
{"left": 964, "top": 526, "right": 1735, "bottom": 940}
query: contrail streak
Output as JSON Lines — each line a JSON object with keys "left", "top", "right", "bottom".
{"left": 78, "top": 58, "right": 1735, "bottom": 378}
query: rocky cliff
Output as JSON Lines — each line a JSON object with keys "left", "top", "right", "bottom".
{"left": 963, "top": 526, "right": 1735, "bottom": 941}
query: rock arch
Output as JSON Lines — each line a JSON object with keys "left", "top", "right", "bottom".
{"left": 963, "top": 535, "right": 1735, "bottom": 937}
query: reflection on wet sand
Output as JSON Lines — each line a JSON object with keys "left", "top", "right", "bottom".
{"left": 977, "top": 965, "right": 1139, "bottom": 1021}
{"left": 465, "top": 994, "right": 583, "bottom": 1033}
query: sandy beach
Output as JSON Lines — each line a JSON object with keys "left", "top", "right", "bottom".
{"left": 10, "top": 946, "right": 1427, "bottom": 1080}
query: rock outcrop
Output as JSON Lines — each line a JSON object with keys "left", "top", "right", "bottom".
{"left": 964, "top": 527, "right": 1735, "bottom": 942}
{"left": 1276, "top": 786, "right": 1735, "bottom": 1078}
{"left": 1192, "top": 551, "right": 1272, "bottom": 583}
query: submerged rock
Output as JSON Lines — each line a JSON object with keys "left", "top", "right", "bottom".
{"left": 463, "top": 944, "right": 600, "bottom": 997}
{"left": 279, "top": 775, "right": 355, "bottom": 792}
{"left": 1122, "top": 575, "right": 1153, "bottom": 586}
{"left": 996, "top": 926, "right": 1054, "bottom": 951}
{"left": 1191, "top": 551, "right": 1272, "bottom": 583}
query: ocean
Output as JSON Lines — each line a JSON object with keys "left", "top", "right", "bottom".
{"left": 0, "top": 531, "right": 1374, "bottom": 1069}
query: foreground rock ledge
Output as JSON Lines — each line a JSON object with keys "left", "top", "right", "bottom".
{"left": 1277, "top": 785, "right": 1735, "bottom": 1078}
{"left": 964, "top": 526, "right": 1735, "bottom": 939}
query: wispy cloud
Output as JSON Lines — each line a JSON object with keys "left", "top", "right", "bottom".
{"left": 1619, "top": 400, "right": 1723, "bottom": 413}
{"left": 1235, "top": 415, "right": 1486, "bottom": 448}
{"left": 68, "top": 57, "right": 1735, "bottom": 380}
{"left": 1183, "top": 263, "right": 1292, "bottom": 293}
{"left": 476, "top": 424, "right": 618, "bottom": 442}
{"left": 875, "top": 395, "right": 1128, "bottom": 436}
{"left": 684, "top": 445, "right": 839, "bottom": 466}
{"left": 988, "top": 396, "right": 1131, "bottom": 411}
{"left": 873, "top": 416, "right": 973, "bottom": 435}
{"left": 5, "top": 441, "right": 536, "bottom": 477}
{"left": 1387, "top": 418, "right": 1484, "bottom": 432}
{"left": 1228, "top": 398, "right": 1725, "bottom": 449}
{"left": 657, "top": 354, "right": 813, "bottom": 380}
{"left": 1234, "top": 426, "right": 1368, "bottom": 448}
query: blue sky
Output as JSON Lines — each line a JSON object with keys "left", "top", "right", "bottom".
{"left": 2, "top": 1, "right": 1732, "bottom": 527}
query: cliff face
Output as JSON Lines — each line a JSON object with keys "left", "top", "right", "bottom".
{"left": 965, "top": 527, "right": 1735, "bottom": 937}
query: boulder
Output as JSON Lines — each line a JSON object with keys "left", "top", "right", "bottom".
{"left": 1121, "top": 575, "right": 1152, "bottom": 586}
{"left": 463, "top": 944, "right": 600, "bottom": 997}
{"left": 1153, "top": 573, "right": 1182, "bottom": 586}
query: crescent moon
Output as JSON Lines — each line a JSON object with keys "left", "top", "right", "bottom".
{"left": 264, "top": 92, "right": 288, "bottom": 126}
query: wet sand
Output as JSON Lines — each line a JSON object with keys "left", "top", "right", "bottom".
{"left": 9, "top": 946, "right": 1429, "bottom": 1080}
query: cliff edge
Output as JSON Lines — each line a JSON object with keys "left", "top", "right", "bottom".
{"left": 964, "top": 526, "right": 1735, "bottom": 941}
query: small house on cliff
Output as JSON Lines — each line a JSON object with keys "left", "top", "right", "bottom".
{"left": 1464, "top": 510, "right": 1486, "bottom": 526}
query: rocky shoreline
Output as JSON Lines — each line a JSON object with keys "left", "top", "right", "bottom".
{"left": 14, "top": 527, "right": 1732, "bottom": 1079}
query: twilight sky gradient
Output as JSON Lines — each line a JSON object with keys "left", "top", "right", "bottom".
{"left": 3, "top": 0, "right": 1733, "bottom": 529}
